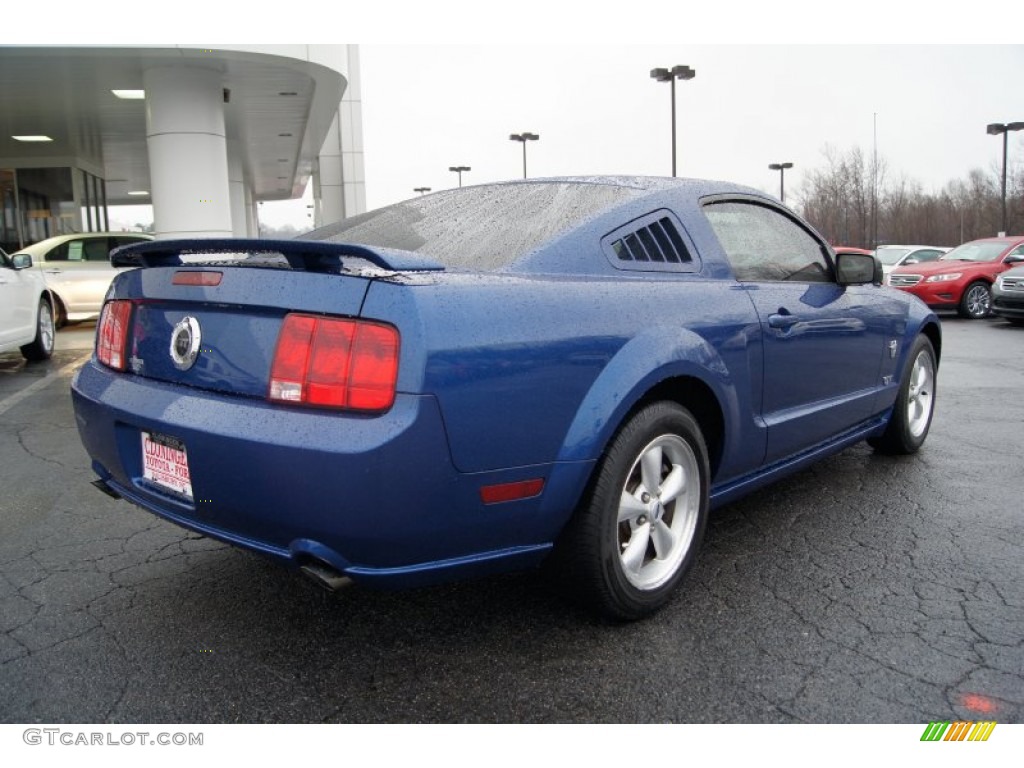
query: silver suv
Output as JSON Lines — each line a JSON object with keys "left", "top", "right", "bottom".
{"left": 991, "top": 265, "right": 1024, "bottom": 325}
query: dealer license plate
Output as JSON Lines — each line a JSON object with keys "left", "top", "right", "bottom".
{"left": 141, "top": 431, "right": 193, "bottom": 499}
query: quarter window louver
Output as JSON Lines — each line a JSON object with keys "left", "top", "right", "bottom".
{"left": 610, "top": 217, "right": 692, "bottom": 266}
{"left": 602, "top": 211, "right": 698, "bottom": 273}
{"left": 637, "top": 227, "right": 666, "bottom": 262}
{"left": 655, "top": 219, "right": 690, "bottom": 263}
{"left": 623, "top": 233, "right": 648, "bottom": 261}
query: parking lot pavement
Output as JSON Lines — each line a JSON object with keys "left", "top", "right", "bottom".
{"left": 53, "top": 321, "right": 97, "bottom": 352}
{"left": 0, "top": 318, "right": 1021, "bottom": 723}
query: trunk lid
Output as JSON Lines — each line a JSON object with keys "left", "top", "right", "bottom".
{"left": 106, "top": 239, "right": 441, "bottom": 398}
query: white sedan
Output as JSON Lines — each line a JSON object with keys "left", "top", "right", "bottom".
{"left": 0, "top": 248, "right": 55, "bottom": 361}
{"left": 875, "top": 244, "right": 949, "bottom": 276}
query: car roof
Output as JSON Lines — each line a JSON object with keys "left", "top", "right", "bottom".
{"left": 945, "top": 236, "right": 1024, "bottom": 251}
{"left": 971, "top": 236, "right": 1024, "bottom": 244}
{"left": 31, "top": 231, "right": 153, "bottom": 244}
{"left": 15, "top": 231, "right": 153, "bottom": 254}
{"left": 877, "top": 244, "right": 948, "bottom": 250}
{"left": 453, "top": 175, "right": 770, "bottom": 199}
{"left": 303, "top": 176, "right": 792, "bottom": 275}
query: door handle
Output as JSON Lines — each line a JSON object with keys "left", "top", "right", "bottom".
{"left": 768, "top": 312, "right": 799, "bottom": 330}
{"left": 45, "top": 269, "right": 62, "bottom": 274}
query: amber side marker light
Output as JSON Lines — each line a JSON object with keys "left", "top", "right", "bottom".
{"left": 173, "top": 271, "right": 223, "bottom": 286}
{"left": 480, "top": 479, "right": 545, "bottom": 505}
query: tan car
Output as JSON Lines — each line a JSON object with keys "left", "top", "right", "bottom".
{"left": 12, "top": 232, "right": 153, "bottom": 325}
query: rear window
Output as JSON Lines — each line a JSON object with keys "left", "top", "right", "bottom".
{"left": 301, "top": 182, "right": 637, "bottom": 271}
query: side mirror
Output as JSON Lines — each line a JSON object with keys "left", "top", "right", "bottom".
{"left": 836, "top": 252, "right": 882, "bottom": 286}
{"left": 1004, "top": 254, "right": 1024, "bottom": 265}
{"left": 904, "top": 257, "right": 920, "bottom": 265}
{"left": 11, "top": 253, "right": 33, "bottom": 270}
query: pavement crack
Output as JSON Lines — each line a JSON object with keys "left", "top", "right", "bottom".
{"left": 15, "top": 426, "right": 70, "bottom": 470}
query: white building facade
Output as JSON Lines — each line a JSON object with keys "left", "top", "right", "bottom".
{"left": 0, "top": 44, "right": 366, "bottom": 250}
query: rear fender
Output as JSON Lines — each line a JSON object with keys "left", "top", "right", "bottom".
{"left": 532, "top": 327, "right": 741, "bottom": 541}
{"left": 556, "top": 326, "right": 735, "bottom": 464}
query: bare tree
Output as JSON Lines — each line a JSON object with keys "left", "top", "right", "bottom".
{"left": 798, "top": 145, "right": 880, "bottom": 247}
{"left": 796, "top": 144, "right": 1020, "bottom": 247}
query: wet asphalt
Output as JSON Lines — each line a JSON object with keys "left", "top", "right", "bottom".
{"left": 0, "top": 317, "right": 1021, "bottom": 723}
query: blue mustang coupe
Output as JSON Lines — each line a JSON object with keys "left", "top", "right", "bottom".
{"left": 72, "top": 177, "right": 940, "bottom": 619}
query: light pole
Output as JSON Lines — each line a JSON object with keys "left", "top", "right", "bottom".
{"left": 768, "top": 162, "right": 794, "bottom": 203}
{"left": 509, "top": 133, "right": 539, "bottom": 178}
{"left": 986, "top": 121, "right": 1024, "bottom": 235}
{"left": 872, "top": 112, "right": 878, "bottom": 249}
{"left": 448, "top": 166, "right": 470, "bottom": 188}
{"left": 650, "top": 65, "right": 696, "bottom": 177}
{"left": 413, "top": 187, "right": 431, "bottom": 195}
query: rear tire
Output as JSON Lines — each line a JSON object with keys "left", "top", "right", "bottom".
{"left": 52, "top": 295, "right": 68, "bottom": 328}
{"left": 869, "top": 335, "right": 936, "bottom": 455}
{"left": 20, "top": 299, "right": 55, "bottom": 362}
{"left": 551, "top": 402, "right": 709, "bottom": 621}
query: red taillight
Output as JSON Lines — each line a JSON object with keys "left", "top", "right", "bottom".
{"left": 348, "top": 323, "right": 401, "bottom": 410}
{"left": 96, "top": 300, "right": 133, "bottom": 371}
{"left": 269, "top": 314, "right": 400, "bottom": 411}
{"left": 269, "top": 315, "right": 316, "bottom": 403}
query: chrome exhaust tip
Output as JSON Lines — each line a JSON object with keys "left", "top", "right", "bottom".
{"left": 299, "top": 560, "right": 353, "bottom": 592}
{"left": 91, "top": 479, "right": 121, "bottom": 500}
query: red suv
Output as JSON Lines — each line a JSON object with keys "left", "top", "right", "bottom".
{"left": 887, "top": 236, "right": 1024, "bottom": 318}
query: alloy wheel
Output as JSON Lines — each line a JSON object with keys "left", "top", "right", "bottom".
{"left": 616, "top": 434, "right": 701, "bottom": 591}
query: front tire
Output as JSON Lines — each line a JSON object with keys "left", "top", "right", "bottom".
{"left": 20, "top": 298, "right": 55, "bottom": 362}
{"left": 958, "top": 281, "right": 990, "bottom": 319}
{"left": 869, "top": 335, "right": 936, "bottom": 454}
{"left": 552, "top": 402, "right": 709, "bottom": 620}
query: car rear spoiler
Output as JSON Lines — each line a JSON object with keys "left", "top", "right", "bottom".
{"left": 110, "top": 238, "right": 445, "bottom": 272}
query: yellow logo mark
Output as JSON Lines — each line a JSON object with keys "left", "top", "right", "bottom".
{"left": 922, "top": 721, "right": 997, "bottom": 742}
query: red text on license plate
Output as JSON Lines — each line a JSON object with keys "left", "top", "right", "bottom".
{"left": 141, "top": 431, "right": 193, "bottom": 499}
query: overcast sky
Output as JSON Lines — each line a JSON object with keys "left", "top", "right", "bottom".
{"left": 256, "top": 42, "right": 1024, "bottom": 228}
{"left": 45, "top": 3, "right": 1019, "bottom": 231}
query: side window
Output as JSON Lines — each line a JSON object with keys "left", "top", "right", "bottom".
{"left": 67, "top": 241, "right": 86, "bottom": 261}
{"left": 1005, "top": 245, "right": 1024, "bottom": 261}
{"left": 915, "top": 249, "right": 942, "bottom": 262}
{"left": 83, "top": 239, "right": 111, "bottom": 261}
{"left": 704, "top": 201, "right": 832, "bottom": 283}
{"left": 45, "top": 242, "right": 71, "bottom": 262}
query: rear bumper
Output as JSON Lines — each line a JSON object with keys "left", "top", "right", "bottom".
{"left": 71, "top": 360, "right": 583, "bottom": 587}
